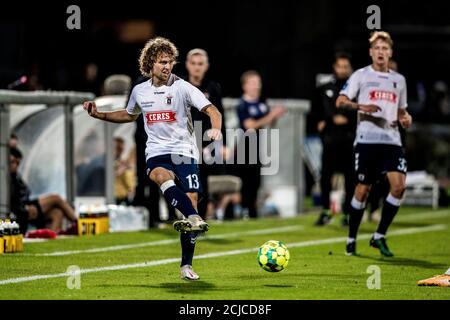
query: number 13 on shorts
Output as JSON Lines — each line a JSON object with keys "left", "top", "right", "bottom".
{"left": 186, "top": 174, "right": 200, "bottom": 190}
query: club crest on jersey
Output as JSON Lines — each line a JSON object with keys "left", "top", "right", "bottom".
{"left": 393, "top": 82, "right": 397, "bottom": 88}
{"left": 369, "top": 90, "right": 397, "bottom": 103}
{"left": 165, "top": 95, "right": 173, "bottom": 105}
{"left": 145, "top": 110, "right": 176, "bottom": 125}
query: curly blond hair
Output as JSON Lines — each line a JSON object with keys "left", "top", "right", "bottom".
{"left": 139, "top": 37, "right": 179, "bottom": 77}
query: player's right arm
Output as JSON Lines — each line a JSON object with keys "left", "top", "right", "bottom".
{"left": 336, "top": 95, "right": 381, "bottom": 113}
{"left": 83, "top": 101, "right": 139, "bottom": 123}
{"left": 336, "top": 70, "right": 381, "bottom": 113}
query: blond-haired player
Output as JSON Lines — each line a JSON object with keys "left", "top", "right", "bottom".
{"left": 336, "top": 31, "right": 412, "bottom": 256}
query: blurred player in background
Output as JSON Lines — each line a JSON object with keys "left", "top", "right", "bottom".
{"left": 114, "top": 137, "right": 135, "bottom": 205}
{"left": 336, "top": 31, "right": 412, "bottom": 257}
{"left": 83, "top": 37, "right": 223, "bottom": 280}
{"left": 312, "top": 52, "right": 356, "bottom": 227}
{"left": 234, "top": 71, "right": 287, "bottom": 218}
{"left": 184, "top": 48, "right": 227, "bottom": 220}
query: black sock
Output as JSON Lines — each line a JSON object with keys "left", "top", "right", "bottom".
{"left": 348, "top": 197, "right": 365, "bottom": 240}
{"left": 161, "top": 180, "right": 197, "bottom": 217}
{"left": 376, "top": 195, "right": 401, "bottom": 235}
{"left": 180, "top": 231, "right": 199, "bottom": 266}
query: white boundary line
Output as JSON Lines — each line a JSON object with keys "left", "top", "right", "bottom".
{"left": 0, "top": 224, "right": 446, "bottom": 286}
{"left": 24, "top": 225, "right": 303, "bottom": 257}
{"left": 25, "top": 209, "right": 450, "bottom": 257}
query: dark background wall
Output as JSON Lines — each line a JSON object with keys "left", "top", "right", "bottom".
{"left": 1, "top": 0, "right": 450, "bottom": 100}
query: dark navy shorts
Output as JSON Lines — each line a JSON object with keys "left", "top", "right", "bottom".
{"left": 146, "top": 154, "right": 202, "bottom": 193}
{"left": 354, "top": 143, "right": 407, "bottom": 185}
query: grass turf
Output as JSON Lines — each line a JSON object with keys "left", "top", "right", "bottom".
{"left": 1, "top": 206, "right": 449, "bottom": 300}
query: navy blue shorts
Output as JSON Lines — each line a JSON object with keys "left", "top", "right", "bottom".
{"left": 354, "top": 143, "right": 407, "bottom": 185}
{"left": 146, "top": 154, "right": 202, "bottom": 193}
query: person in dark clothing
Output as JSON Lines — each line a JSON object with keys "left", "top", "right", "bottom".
{"left": 184, "top": 48, "right": 227, "bottom": 220}
{"left": 234, "top": 70, "right": 287, "bottom": 218}
{"left": 9, "top": 147, "right": 77, "bottom": 234}
{"left": 131, "top": 76, "right": 177, "bottom": 227}
{"left": 312, "top": 52, "right": 357, "bottom": 226}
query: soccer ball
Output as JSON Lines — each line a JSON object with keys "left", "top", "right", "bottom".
{"left": 257, "top": 240, "right": 290, "bottom": 272}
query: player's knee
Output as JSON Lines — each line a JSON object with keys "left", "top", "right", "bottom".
{"left": 355, "top": 184, "right": 371, "bottom": 201}
{"left": 150, "top": 170, "right": 171, "bottom": 186}
{"left": 47, "top": 193, "right": 63, "bottom": 205}
{"left": 391, "top": 183, "right": 406, "bottom": 198}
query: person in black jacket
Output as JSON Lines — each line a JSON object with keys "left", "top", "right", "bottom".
{"left": 184, "top": 48, "right": 227, "bottom": 220}
{"left": 311, "top": 52, "right": 357, "bottom": 226}
{"left": 9, "top": 147, "right": 77, "bottom": 234}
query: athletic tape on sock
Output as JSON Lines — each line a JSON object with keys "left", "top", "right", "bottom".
{"left": 160, "top": 180, "right": 176, "bottom": 193}
{"left": 386, "top": 193, "right": 402, "bottom": 207}
{"left": 351, "top": 197, "right": 366, "bottom": 210}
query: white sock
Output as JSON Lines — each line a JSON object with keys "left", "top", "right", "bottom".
{"left": 216, "top": 208, "right": 224, "bottom": 220}
{"left": 347, "top": 237, "right": 356, "bottom": 244}
{"left": 386, "top": 193, "right": 402, "bottom": 207}
{"left": 373, "top": 232, "right": 385, "bottom": 240}
{"left": 160, "top": 180, "right": 175, "bottom": 193}
{"left": 351, "top": 197, "right": 366, "bottom": 210}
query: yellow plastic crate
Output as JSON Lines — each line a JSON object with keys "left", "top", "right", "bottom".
{"left": 3, "top": 234, "right": 23, "bottom": 253}
{"left": 78, "top": 217, "right": 109, "bottom": 235}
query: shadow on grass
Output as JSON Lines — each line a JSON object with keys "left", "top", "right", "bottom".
{"left": 391, "top": 222, "right": 435, "bottom": 228}
{"left": 150, "top": 281, "right": 235, "bottom": 294}
{"left": 356, "top": 254, "right": 447, "bottom": 269}
{"left": 263, "top": 284, "right": 295, "bottom": 288}
{"left": 201, "top": 238, "right": 243, "bottom": 245}
{"left": 97, "top": 281, "right": 233, "bottom": 294}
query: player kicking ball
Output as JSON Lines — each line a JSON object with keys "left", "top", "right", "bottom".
{"left": 83, "top": 37, "right": 222, "bottom": 280}
{"left": 336, "top": 31, "right": 412, "bottom": 257}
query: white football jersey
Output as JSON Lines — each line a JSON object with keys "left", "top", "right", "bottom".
{"left": 340, "top": 65, "right": 407, "bottom": 146}
{"left": 126, "top": 74, "right": 211, "bottom": 161}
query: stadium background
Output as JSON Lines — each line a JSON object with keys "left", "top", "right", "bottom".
{"left": 2, "top": 0, "right": 449, "bottom": 185}
{"left": 1, "top": 0, "right": 450, "bottom": 301}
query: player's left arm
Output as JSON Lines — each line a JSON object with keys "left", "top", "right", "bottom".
{"left": 397, "top": 76, "right": 412, "bottom": 129}
{"left": 202, "top": 104, "right": 223, "bottom": 141}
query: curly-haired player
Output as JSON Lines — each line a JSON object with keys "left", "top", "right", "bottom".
{"left": 83, "top": 37, "right": 223, "bottom": 280}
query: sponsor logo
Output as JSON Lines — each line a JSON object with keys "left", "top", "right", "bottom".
{"left": 145, "top": 111, "right": 177, "bottom": 124}
{"left": 141, "top": 101, "right": 154, "bottom": 107}
{"left": 369, "top": 90, "right": 397, "bottom": 103}
{"left": 366, "top": 82, "right": 380, "bottom": 87}
{"left": 154, "top": 91, "right": 165, "bottom": 95}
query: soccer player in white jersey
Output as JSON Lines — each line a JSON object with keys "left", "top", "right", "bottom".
{"left": 336, "top": 31, "right": 412, "bottom": 256}
{"left": 83, "top": 37, "right": 223, "bottom": 280}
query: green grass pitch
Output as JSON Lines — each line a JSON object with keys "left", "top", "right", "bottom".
{"left": 1, "top": 207, "right": 449, "bottom": 300}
